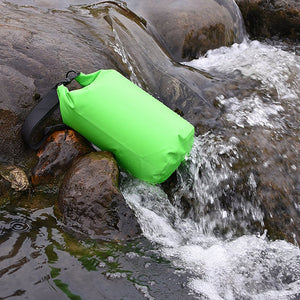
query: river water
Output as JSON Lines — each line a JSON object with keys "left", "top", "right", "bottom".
{"left": 121, "top": 40, "right": 300, "bottom": 299}
{"left": 0, "top": 6, "right": 300, "bottom": 300}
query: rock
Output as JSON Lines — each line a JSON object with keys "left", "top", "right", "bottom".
{"left": 0, "top": 164, "right": 30, "bottom": 192}
{"left": 1, "top": 0, "right": 298, "bottom": 246}
{"left": 236, "top": 0, "right": 300, "bottom": 42}
{"left": 31, "top": 129, "right": 92, "bottom": 186}
{"left": 0, "top": 1, "right": 120, "bottom": 163}
{"left": 231, "top": 131, "right": 300, "bottom": 244}
{"left": 83, "top": 2, "right": 222, "bottom": 126}
{"left": 125, "top": 0, "right": 246, "bottom": 61}
{"left": 58, "top": 151, "right": 141, "bottom": 241}
{"left": 0, "top": 177, "right": 11, "bottom": 196}
{"left": 0, "top": 1, "right": 217, "bottom": 163}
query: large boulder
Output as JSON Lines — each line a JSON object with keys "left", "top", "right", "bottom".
{"left": 125, "top": 0, "right": 246, "bottom": 61}
{"left": 58, "top": 151, "right": 141, "bottom": 240}
{"left": 0, "top": 1, "right": 217, "bottom": 163}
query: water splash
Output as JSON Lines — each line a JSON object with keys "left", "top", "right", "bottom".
{"left": 216, "top": 94, "right": 284, "bottom": 129}
{"left": 186, "top": 40, "right": 299, "bottom": 100}
{"left": 120, "top": 40, "right": 300, "bottom": 299}
{"left": 121, "top": 131, "right": 263, "bottom": 243}
{"left": 185, "top": 236, "right": 300, "bottom": 299}
{"left": 121, "top": 135, "right": 300, "bottom": 298}
{"left": 185, "top": 40, "right": 300, "bottom": 130}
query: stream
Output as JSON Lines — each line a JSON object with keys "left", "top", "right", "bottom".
{"left": 0, "top": 2, "right": 300, "bottom": 299}
{"left": 120, "top": 40, "right": 300, "bottom": 299}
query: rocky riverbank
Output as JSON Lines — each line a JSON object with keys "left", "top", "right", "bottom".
{"left": 0, "top": 0, "right": 299, "bottom": 245}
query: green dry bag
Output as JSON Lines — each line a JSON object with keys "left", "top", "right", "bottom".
{"left": 57, "top": 69, "right": 194, "bottom": 184}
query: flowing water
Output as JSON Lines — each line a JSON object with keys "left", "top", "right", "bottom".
{"left": 121, "top": 40, "right": 300, "bottom": 299}
{"left": 1, "top": 15, "right": 300, "bottom": 300}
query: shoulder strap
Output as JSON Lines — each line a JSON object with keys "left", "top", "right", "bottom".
{"left": 22, "top": 71, "right": 80, "bottom": 150}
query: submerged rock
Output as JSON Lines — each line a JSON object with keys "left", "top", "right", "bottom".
{"left": 58, "top": 151, "right": 141, "bottom": 241}
{"left": 31, "top": 129, "right": 92, "bottom": 186}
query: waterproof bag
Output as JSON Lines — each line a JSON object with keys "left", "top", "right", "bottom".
{"left": 57, "top": 70, "right": 194, "bottom": 183}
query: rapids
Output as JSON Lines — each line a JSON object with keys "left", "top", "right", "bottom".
{"left": 121, "top": 40, "right": 300, "bottom": 299}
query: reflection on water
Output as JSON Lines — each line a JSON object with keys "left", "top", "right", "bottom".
{"left": 0, "top": 193, "right": 195, "bottom": 299}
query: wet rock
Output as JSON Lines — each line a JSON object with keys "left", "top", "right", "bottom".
{"left": 0, "top": 109, "right": 25, "bottom": 162}
{"left": 0, "top": 165, "right": 30, "bottom": 192}
{"left": 126, "top": 0, "right": 246, "bottom": 61}
{"left": 236, "top": 0, "right": 300, "bottom": 42}
{"left": 250, "top": 135, "right": 300, "bottom": 244}
{"left": 31, "top": 129, "right": 92, "bottom": 186}
{"left": 84, "top": 2, "right": 225, "bottom": 127}
{"left": 0, "top": 177, "right": 11, "bottom": 196}
{"left": 58, "top": 151, "right": 141, "bottom": 241}
{"left": 0, "top": 2, "right": 121, "bottom": 163}
{"left": 0, "top": 1, "right": 218, "bottom": 164}
{"left": 222, "top": 130, "right": 300, "bottom": 244}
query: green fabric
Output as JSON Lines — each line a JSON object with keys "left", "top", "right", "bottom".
{"left": 57, "top": 69, "right": 194, "bottom": 183}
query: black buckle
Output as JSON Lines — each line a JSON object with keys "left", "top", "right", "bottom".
{"left": 56, "top": 70, "right": 80, "bottom": 87}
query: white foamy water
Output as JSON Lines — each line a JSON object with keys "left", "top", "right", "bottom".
{"left": 121, "top": 41, "right": 300, "bottom": 299}
{"left": 186, "top": 40, "right": 300, "bottom": 129}
{"left": 216, "top": 94, "right": 284, "bottom": 129}
{"left": 122, "top": 139, "right": 300, "bottom": 299}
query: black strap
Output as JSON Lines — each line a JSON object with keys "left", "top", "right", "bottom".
{"left": 22, "top": 71, "right": 80, "bottom": 150}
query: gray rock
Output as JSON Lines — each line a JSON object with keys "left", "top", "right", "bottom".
{"left": 126, "top": 0, "right": 246, "bottom": 61}
{"left": 0, "top": 1, "right": 217, "bottom": 162}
